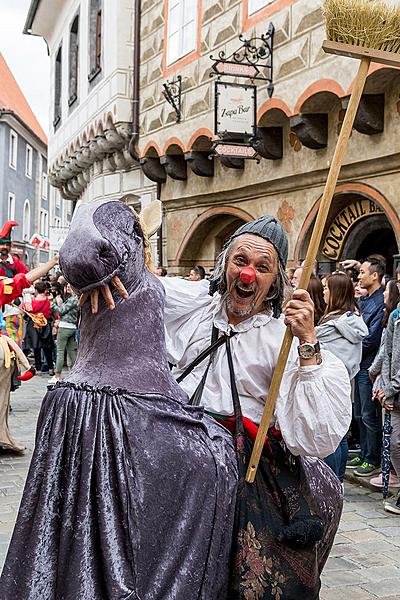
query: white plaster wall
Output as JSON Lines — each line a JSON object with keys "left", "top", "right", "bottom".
{"left": 34, "top": 0, "right": 135, "bottom": 167}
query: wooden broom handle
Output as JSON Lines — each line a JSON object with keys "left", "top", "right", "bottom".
{"left": 245, "top": 56, "right": 371, "bottom": 483}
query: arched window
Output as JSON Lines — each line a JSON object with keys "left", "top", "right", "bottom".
{"left": 69, "top": 14, "right": 80, "bottom": 107}
{"left": 23, "top": 200, "right": 31, "bottom": 241}
{"left": 54, "top": 44, "right": 62, "bottom": 129}
{"left": 88, "top": 0, "right": 102, "bottom": 82}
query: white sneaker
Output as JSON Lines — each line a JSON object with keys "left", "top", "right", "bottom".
{"left": 384, "top": 496, "right": 400, "bottom": 515}
{"left": 47, "top": 376, "right": 60, "bottom": 384}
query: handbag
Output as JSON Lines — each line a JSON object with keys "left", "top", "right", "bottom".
{"left": 178, "top": 326, "right": 324, "bottom": 600}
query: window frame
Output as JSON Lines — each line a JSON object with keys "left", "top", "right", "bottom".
{"left": 8, "top": 193, "right": 16, "bottom": 221}
{"left": 40, "top": 209, "right": 49, "bottom": 238}
{"left": 23, "top": 199, "right": 31, "bottom": 241}
{"left": 9, "top": 130, "right": 18, "bottom": 170}
{"left": 68, "top": 12, "right": 80, "bottom": 108}
{"left": 248, "top": 0, "right": 275, "bottom": 16}
{"left": 54, "top": 44, "right": 63, "bottom": 130}
{"left": 42, "top": 172, "right": 48, "bottom": 200}
{"left": 25, "top": 144, "right": 33, "bottom": 178}
{"left": 88, "top": 0, "right": 103, "bottom": 83}
{"left": 243, "top": 0, "right": 296, "bottom": 31}
{"left": 164, "top": 0, "right": 201, "bottom": 76}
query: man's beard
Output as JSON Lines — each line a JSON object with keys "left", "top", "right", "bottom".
{"left": 226, "top": 296, "right": 256, "bottom": 317}
{"left": 223, "top": 278, "right": 257, "bottom": 317}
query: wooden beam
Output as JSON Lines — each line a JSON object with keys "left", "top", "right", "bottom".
{"left": 323, "top": 39, "right": 400, "bottom": 69}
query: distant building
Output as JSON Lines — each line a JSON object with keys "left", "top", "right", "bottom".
{"left": 24, "top": 0, "right": 159, "bottom": 261}
{"left": 0, "top": 53, "right": 70, "bottom": 266}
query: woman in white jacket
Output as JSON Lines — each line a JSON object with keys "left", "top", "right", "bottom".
{"left": 316, "top": 272, "right": 369, "bottom": 480}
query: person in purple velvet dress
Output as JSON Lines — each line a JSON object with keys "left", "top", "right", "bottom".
{"left": 0, "top": 200, "right": 237, "bottom": 600}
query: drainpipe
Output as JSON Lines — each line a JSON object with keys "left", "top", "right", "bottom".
{"left": 128, "top": 0, "right": 141, "bottom": 161}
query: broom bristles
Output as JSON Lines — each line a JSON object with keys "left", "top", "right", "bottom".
{"left": 324, "top": 0, "right": 400, "bottom": 54}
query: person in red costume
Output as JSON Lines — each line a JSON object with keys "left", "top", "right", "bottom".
{"left": 0, "top": 221, "right": 29, "bottom": 345}
{"left": 0, "top": 221, "right": 29, "bottom": 278}
{"left": 0, "top": 255, "right": 58, "bottom": 452}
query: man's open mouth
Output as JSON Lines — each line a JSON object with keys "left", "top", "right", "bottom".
{"left": 235, "top": 283, "right": 255, "bottom": 299}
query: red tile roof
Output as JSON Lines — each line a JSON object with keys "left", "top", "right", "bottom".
{"left": 0, "top": 53, "right": 47, "bottom": 146}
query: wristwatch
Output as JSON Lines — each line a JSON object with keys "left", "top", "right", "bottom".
{"left": 297, "top": 341, "right": 322, "bottom": 364}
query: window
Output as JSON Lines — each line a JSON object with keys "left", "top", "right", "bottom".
{"left": 55, "top": 191, "right": 61, "bottom": 209}
{"left": 248, "top": 0, "right": 274, "bottom": 14}
{"left": 89, "top": 0, "right": 102, "bottom": 81}
{"left": 54, "top": 45, "right": 62, "bottom": 129}
{"left": 23, "top": 200, "right": 31, "bottom": 241}
{"left": 54, "top": 216, "right": 61, "bottom": 228}
{"left": 8, "top": 193, "right": 15, "bottom": 221}
{"left": 25, "top": 145, "right": 33, "bottom": 178}
{"left": 42, "top": 172, "right": 48, "bottom": 200}
{"left": 40, "top": 210, "right": 49, "bottom": 237}
{"left": 9, "top": 130, "right": 18, "bottom": 169}
{"left": 166, "top": 0, "right": 197, "bottom": 66}
{"left": 69, "top": 14, "right": 80, "bottom": 107}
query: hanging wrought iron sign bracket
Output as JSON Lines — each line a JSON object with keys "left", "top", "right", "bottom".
{"left": 162, "top": 75, "right": 182, "bottom": 122}
{"left": 210, "top": 22, "right": 275, "bottom": 97}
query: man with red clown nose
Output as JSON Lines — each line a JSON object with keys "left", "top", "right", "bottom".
{"left": 160, "top": 215, "right": 352, "bottom": 590}
{"left": 162, "top": 215, "right": 351, "bottom": 453}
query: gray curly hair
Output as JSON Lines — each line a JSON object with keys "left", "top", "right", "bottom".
{"left": 209, "top": 239, "right": 290, "bottom": 318}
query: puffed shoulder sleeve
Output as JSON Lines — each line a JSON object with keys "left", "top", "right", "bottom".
{"left": 161, "top": 277, "right": 213, "bottom": 364}
{"left": 0, "top": 274, "right": 31, "bottom": 304}
{"left": 275, "top": 348, "right": 352, "bottom": 457}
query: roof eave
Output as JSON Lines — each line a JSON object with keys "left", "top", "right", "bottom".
{"left": 0, "top": 110, "right": 48, "bottom": 148}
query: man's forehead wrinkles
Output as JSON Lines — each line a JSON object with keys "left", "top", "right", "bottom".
{"left": 234, "top": 240, "right": 277, "bottom": 258}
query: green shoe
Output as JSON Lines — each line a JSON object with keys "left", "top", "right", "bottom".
{"left": 354, "top": 462, "right": 381, "bottom": 477}
{"left": 346, "top": 456, "right": 362, "bottom": 469}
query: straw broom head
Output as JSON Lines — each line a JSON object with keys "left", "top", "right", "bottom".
{"left": 324, "top": 0, "right": 400, "bottom": 54}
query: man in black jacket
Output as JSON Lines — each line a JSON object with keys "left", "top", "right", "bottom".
{"left": 348, "top": 256, "right": 385, "bottom": 476}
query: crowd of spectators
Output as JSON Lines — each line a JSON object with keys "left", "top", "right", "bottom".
{"left": 289, "top": 256, "right": 400, "bottom": 514}
{"left": 20, "top": 272, "right": 79, "bottom": 383}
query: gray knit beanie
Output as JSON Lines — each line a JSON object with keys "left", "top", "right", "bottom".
{"left": 229, "top": 215, "right": 288, "bottom": 267}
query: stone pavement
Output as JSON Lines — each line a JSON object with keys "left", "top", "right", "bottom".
{"left": 0, "top": 378, "right": 400, "bottom": 599}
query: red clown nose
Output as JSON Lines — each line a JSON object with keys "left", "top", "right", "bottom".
{"left": 239, "top": 267, "right": 256, "bottom": 285}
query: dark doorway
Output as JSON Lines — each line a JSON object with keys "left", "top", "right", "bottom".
{"left": 341, "top": 215, "right": 397, "bottom": 275}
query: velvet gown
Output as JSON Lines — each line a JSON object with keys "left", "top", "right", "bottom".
{"left": 0, "top": 200, "right": 238, "bottom": 600}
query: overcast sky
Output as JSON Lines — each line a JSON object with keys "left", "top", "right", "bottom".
{"left": 0, "top": 0, "right": 49, "bottom": 133}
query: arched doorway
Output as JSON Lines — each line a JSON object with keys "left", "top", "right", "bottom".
{"left": 175, "top": 207, "right": 253, "bottom": 273}
{"left": 296, "top": 184, "right": 400, "bottom": 275}
{"left": 341, "top": 214, "right": 397, "bottom": 273}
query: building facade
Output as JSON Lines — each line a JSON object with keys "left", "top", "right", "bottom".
{"left": 136, "top": 0, "right": 400, "bottom": 274}
{"left": 24, "top": 0, "right": 159, "bottom": 258}
{"left": 25, "top": 0, "right": 400, "bottom": 274}
{"left": 0, "top": 53, "right": 67, "bottom": 266}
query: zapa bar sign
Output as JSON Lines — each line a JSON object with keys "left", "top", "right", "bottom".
{"left": 215, "top": 81, "right": 257, "bottom": 138}
{"left": 322, "top": 199, "right": 383, "bottom": 260}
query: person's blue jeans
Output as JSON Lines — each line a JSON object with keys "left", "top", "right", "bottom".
{"left": 353, "top": 368, "right": 382, "bottom": 466}
{"left": 324, "top": 437, "right": 348, "bottom": 482}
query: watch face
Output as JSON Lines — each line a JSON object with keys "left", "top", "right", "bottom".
{"left": 298, "top": 343, "right": 315, "bottom": 359}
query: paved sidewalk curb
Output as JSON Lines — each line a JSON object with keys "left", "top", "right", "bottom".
{"left": 345, "top": 469, "right": 376, "bottom": 492}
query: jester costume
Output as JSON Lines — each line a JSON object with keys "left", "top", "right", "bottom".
{"left": 0, "top": 273, "right": 35, "bottom": 452}
{"left": 0, "top": 221, "right": 28, "bottom": 346}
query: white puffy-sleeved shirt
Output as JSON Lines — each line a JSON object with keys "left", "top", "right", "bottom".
{"left": 162, "top": 277, "right": 352, "bottom": 458}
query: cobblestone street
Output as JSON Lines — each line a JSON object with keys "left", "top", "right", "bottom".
{"left": 0, "top": 378, "right": 400, "bottom": 598}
